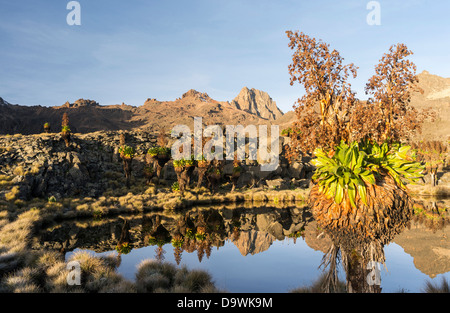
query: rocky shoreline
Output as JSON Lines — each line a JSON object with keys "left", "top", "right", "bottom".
{"left": 0, "top": 130, "right": 314, "bottom": 201}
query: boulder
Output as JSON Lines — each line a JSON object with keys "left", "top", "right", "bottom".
{"left": 288, "top": 161, "right": 304, "bottom": 179}
{"left": 265, "top": 178, "right": 289, "bottom": 190}
{"left": 237, "top": 172, "right": 254, "bottom": 188}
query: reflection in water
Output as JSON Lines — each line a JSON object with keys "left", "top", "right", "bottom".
{"left": 317, "top": 196, "right": 450, "bottom": 293}
{"left": 32, "top": 198, "right": 449, "bottom": 292}
{"left": 35, "top": 203, "right": 310, "bottom": 260}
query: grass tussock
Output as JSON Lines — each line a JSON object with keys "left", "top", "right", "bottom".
{"left": 423, "top": 277, "right": 449, "bottom": 293}
{"left": 289, "top": 274, "right": 347, "bottom": 293}
{"left": 5, "top": 186, "right": 20, "bottom": 202}
{"left": 135, "top": 259, "right": 222, "bottom": 293}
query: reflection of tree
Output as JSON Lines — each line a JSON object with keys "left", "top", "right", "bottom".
{"left": 231, "top": 211, "right": 241, "bottom": 241}
{"left": 172, "top": 227, "right": 184, "bottom": 265}
{"left": 287, "top": 228, "right": 305, "bottom": 244}
{"left": 412, "top": 199, "right": 449, "bottom": 232}
{"left": 319, "top": 244, "right": 342, "bottom": 293}
{"left": 412, "top": 141, "right": 447, "bottom": 186}
{"left": 115, "top": 218, "right": 132, "bottom": 256}
{"left": 204, "top": 238, "right": 212, "bottom": 259}
{"left": 146, "top": 217, "right": 171, "bottom": 263}
{"left": 173, "top": 246, "right": 182, "bottom": 265}
{"left": 155, "top": 246, "right": 165, "bottom": 262}
{"left": 197, "top": 243, "right": 205, "bottom": 263}
{"left": 319, "top": 214, "right": 410, "bottom": 293}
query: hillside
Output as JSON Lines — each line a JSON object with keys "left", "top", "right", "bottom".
{"left": 0, "top": 88, "right": 279, "bottom": 135}
{"left": 410, "top": 71, "right": 450, "bottom": 142}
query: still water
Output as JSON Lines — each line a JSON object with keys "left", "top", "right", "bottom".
{"left": 35, "top": 200, "right": 450, "bottom": 293}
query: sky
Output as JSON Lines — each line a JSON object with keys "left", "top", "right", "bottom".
{"left": 0, "top": 0, "right": 449, "bottom": 113}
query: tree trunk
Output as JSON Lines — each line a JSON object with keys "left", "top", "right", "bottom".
{"left": 344, "top": 250, "right": 382, "bottom": 293}
{"left": 62, "top": 132, "right": 70, "bottom": 147}
{"left": 430, "top": 169, "right": 437, "bottom": 187}
{"left": 122, "top": 158, "right": 132, "bottom": 188}
{"left": 197, "top": 167, "right": 208, "bottom": 188}
{"left": 231, "top": 172, "right": 240, "bottom": 192}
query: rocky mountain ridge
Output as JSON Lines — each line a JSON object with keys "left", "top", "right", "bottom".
{"left": 0, "top": 87, "right": 283, "bottom": 135}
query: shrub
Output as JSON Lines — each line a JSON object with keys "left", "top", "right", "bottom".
{"left": 115, "top": 242, "right": 132, "bottom": 255}
{"left": 119, "top": 145, "right": 135, "bottom": 159}
{"left": 148, "top": 147, "right": 171, "bottom": 157}
{"left": 171, "top": 181, "right": 180, "bottom": 192}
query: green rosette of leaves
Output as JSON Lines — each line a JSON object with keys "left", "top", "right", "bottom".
{"left": 119, "top": 145, "right": 136, "bottom": 159}
{"left": 311, "top": 140, "right": 424, "bottom": 209}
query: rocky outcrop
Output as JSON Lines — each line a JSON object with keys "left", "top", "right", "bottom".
{"left": 0, "top": 130, "right": 313, "bottom": 200}
{"left": 230, "top": 87, "right": 284, "bottom": 120}
{"left": 0, "top": 97, "right": 10, "bottom": 106}
{"left": 59, "top": 99, "right": 100, "bottom": 109}
{"left": 181, "top": 89, "right": 213, "bottom": 102}
{"left": 0, "top": 103, "right": 137, "bottom": 135}
{"left": 0, "top": 131, "right": 157, "bottom": 199}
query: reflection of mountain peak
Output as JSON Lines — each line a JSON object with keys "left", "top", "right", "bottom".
{"left": 232, "top": 230, "right": 276, "bottom": 256}
{"left": 394, "top": 220, "right": 450, "bottom": 278}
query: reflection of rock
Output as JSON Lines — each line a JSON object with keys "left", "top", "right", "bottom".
{"left": 256, "top": 214, "right": 284, "bottom": 240}
{"left": 33, "top": 205, "right": 310, "bottom": 260}
{"left": 303, "top": 220, "right": 332, "bottom": 253}
{"left": 393, "top": 221, "right": 450, "bottom": 278}
{"left": 232, "top": 230, "right": 275, "bottom": 256}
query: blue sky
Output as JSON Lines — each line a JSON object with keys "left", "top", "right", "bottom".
{"left": 0, "top": 0, "right": 449, "bottom": 113}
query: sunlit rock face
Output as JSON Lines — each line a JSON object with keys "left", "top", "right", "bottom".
{"left": 230, "top": 87, "right": 284, "bottom": 120}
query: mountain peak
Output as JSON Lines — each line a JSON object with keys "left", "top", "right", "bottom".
{"left": 0, "top": 97, "right": 12, "bottom": 106}
{"left": 61, "top": 99, "right": 100, "bottom": 108}
{"left": 230, "top": 87, "right": 283, "bottom": 120}
{"left": 181, "top": 89, "right": 212, "bottom": 102}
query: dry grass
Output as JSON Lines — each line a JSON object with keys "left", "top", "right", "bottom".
{"left": 12, "top": 166, "right": 24, "bottom": 176}
{"left": 2, "top": 267, "right": 44, "bottom": 293}
{"left": 5, "top": 186, "right": 20, "bottom": 202}
{"left": 423, "top": 277, "right": 449, "bottom": 293}
{"left": 0, "top": 202, "right": 222, "bottom": 293}
{"left": 290, "top": 273, "right": 347, "bottom": 293}
{"left": 408, "top": 184, "right": 450, "bottom": 197}
{"left": 135, "top": 259, "right": 221, "bottom": 293}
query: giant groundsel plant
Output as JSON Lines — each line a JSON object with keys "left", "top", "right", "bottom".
{"left": 312, "top": 141, "right": 424, "bottom": 209}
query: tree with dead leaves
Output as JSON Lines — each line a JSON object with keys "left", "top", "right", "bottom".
{"left": 362, "top": 43, "right": 425, "bottom": 144}
{"left": 286, "top": 30, "right": 358, "bottom": 154}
